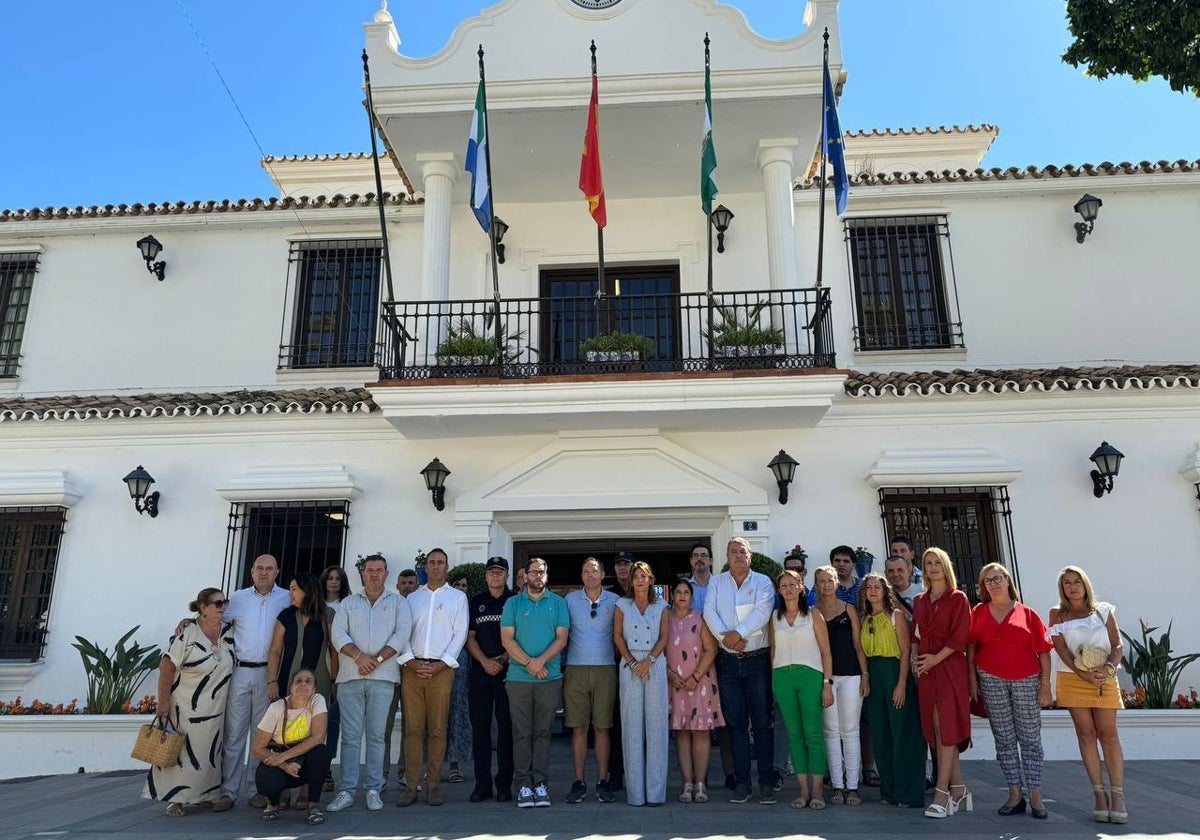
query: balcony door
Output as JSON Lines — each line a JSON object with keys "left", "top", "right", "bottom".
{"left": 539, "top": 265, "right": 679, "bottom": 369}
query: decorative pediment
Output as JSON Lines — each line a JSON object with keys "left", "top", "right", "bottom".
{"left": 457, "top": 430, "right": 768, "bottom": 512}
{"left": 866, "top": 448, "right": 1021, "bottom": 488}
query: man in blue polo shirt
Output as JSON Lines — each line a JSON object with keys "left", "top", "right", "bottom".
{"left": 501, "top": 557, "right": 569, "bottom": 808}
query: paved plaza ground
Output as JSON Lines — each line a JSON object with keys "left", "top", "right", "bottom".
{"left": 0, "top": 735, "right": 1196, "bottom": 840}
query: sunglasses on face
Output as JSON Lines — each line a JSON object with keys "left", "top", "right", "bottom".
{"left": 208, "top": 599, "right": 229, "bottom": 608}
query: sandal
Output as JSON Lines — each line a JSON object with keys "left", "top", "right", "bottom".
{"left": 846, "top": 789, "right": 862, "bottom": 806}
{"left": 1109, "top": 785, "right": 1128, "bottom": 824}
{"left": 829, "top": 789, "right": 845, "bottom": 806}
{"left": 1092, "top": 784, "right": 1110, "bottom": 822}
{"left": 307, "top": 806, "right": 326, "bottom": 825}
{"left": 165, "top": 803, "right": 186, "bottom": 818}
{"left": 864, "top": 768, "right": 881, "bottom": 787}
{"left": 278, "top": 791, "right": 291, "bottom": 811}
{"left": 808, "top": 797, "right": 826, "bottom": 810}
{"left": 261, "top": 806, "right": 279, "bottom": 821}
{"left": 790, "top": 796, "right": 808, "bottom": 809}
{"left": 924, "top": 788, "right": 950, "bottom": 819}
{"left": 294, "top": 793, "right": 309, "bottom": 811}
{"left": 449, "top": 767, "right": 465, "bottom": 784}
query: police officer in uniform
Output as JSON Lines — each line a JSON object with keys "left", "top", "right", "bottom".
{"left": 466, "top": 556, "right": 516, "bottom": 802}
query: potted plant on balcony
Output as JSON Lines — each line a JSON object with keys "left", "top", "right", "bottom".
{"left": 579, "top": 331, "right": 654, "bottom": 364}
{"left": 434, "top": 310, "right": 534, "bottom": 374}
{"left": 705, "top": 302, "right": 784, "bottom": 358}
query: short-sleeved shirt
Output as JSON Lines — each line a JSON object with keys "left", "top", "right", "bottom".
{"left": 469, "top": 588, "right": 514, "bottom": 664}
{"left": 565, "top": 589, "right": 620, "bottom": 666}
{"left": 257, "top": 694, "right": 328, "bottom": 745}
{"left": 969, "top": 601, "right": 1053, "bottom": 681}
{"left": 501, "top": 589, "right": 569, "bottom": 683}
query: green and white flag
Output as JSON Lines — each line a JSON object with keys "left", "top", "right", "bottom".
{"left": 700, "top": 49, "right": 718, "bottom": 216}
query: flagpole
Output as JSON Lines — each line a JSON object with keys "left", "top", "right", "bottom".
{"left": 362, "top": 48, "right": 402, "bottom": 374}
{"left": 704, "top": 33, "right": 715, "bottom": 368}
{"left": 815, "top": 28, "right": 829, "bottom": 292}
{"left": 478, "top": 46, "right": 505, "bottom": 363}
{"left": 591, "top": 41, "right": 608, "bottom": 330}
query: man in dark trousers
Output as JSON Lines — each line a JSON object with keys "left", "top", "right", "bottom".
{"left": 466, "top": 557, "right": 516, "bottom": 802}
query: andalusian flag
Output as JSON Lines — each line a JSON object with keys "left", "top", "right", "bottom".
{"left": 579, "top": 71, "right": 607, "bottom": 228}
{"left": 465, "top": 78, "right": 492, "bottom": 233}
{"left": 700, "top": 44, "right": 718, "bottom": 216}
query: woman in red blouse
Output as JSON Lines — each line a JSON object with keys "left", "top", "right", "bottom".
{"left": 911, "top": 547, "right": 971, "bottom": 819}
{"left": 968, "top": 563, "right": 1053, "bottom": 819}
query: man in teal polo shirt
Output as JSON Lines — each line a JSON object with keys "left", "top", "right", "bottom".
{"left": 501, "top": 557, "right": 569, "bottom": 808}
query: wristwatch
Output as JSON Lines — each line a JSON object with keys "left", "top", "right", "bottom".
{"left": 824, "top": 677, "right": 834, "bottom": 685}
{"left": 375, "top": 654, "right": 385, "bottom": 664}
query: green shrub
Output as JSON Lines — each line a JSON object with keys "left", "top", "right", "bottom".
{"left": 71, "top": 626, "right": 162, "bottom": 714}
{"left": 448, "top": 562, "right": 487, "bottom": 597}
{"left": 579, "top": 331, "right": 655, "bottom": 357}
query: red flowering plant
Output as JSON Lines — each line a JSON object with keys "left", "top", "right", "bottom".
{"left": 0, "top": 697, "right": 79, "bottom": 715}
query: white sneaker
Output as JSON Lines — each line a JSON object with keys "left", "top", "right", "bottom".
{"left": 366, "top": 789, "right": 384, "bottom": 811}
{"left": 326, "top": 791, "right": 354, "bottom": 812}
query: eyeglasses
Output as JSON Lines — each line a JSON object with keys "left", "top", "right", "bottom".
{"left": 589, "top": 600, "right": 599, "bottom": 619}
{"left": 208, "top": 599, "right": 229, "bottom": 608}
{"left": 983, "top": 575, "right": 1007, "bottom": 586}
{"left": 526, "top": 569, "right": 547, "bottom": 577}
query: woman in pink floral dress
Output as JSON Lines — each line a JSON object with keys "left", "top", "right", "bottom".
{"left": 666, "top": 579, "right": 724, "bottom": 803}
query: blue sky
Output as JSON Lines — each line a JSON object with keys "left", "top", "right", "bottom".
{"left": 1, "top": 0, "right": 1195, "bottom": 209}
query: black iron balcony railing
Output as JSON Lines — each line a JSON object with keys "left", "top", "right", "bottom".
{"left": 378, "top": 287, "right": 834, "bottom": 380}
{"left": 852, "top": 321, "right": 964, "bottom": 352}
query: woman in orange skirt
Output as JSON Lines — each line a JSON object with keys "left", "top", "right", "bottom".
{"left": 911, "top": 547, "right": 971, "bottom": 819}
{"left": 1047, "top": 566, "right": 1126, "bottom": 824}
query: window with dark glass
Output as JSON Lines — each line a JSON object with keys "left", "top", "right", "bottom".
{"left": 0, "top": 507, "right": 66, "bottom": 660}
{"left": 878, "top": 486, "right": 1018, "bottom": 603}
{"left": 281, "top": 239, "right": 382, "bottom": 369}
{"left": 539, "top": 265, "right": 679, "bottom": 369}
{"left": 223, "top": 501, "right": 349, "bottom": 592}
{"left": 0, "top": 252, "right": 39, "bottom": 378}
{"left": 845, "top": 216, "right": 963, "bottom": 351}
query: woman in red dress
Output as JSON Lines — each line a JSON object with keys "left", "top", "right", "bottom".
{"left": 912, "top": 547, "right": 971, "bottom": 819}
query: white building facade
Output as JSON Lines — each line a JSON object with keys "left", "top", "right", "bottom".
{"left": 2, "top": 0, "right": 1199, "bottom": 721}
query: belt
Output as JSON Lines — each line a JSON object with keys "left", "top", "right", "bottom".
{"left": 238, "top": 661, "right": 268, "bottom": 668}
{"left": 720, "top": 648, "right": 768, "bottom": 659}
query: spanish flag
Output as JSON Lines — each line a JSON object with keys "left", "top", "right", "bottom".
{"left": 579, "top": 70, "right": 606, "bottom": 228}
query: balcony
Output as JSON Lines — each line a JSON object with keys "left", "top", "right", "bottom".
{"left": 377, "top": 287, "right": 835, "bottom": 381}
{"left": 369, "top": 288, "right": 846, "bottom": 438}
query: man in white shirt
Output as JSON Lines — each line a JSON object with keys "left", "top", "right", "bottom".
{"left": 885, "top": 553, "right": 923, "bottom": 613}
{"left": 396, "top": 548, "right": 468, "bottom": 807}
{"left": 702, "top": 538, "right": 776, "bottom": 805}
{"left": 213, "top": 554, "right": 291, "bottom": 811}
{"left": 327, "top": 555, "right": 413, "bottom": 813}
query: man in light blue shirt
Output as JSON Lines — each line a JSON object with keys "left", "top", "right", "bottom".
{"left": 327, "top": 555, "right": 412, "bottom": 813}
{"left": 703, "top": 538, "right": 775, "bottom": 804}
{"left": 563, "top": 557, "right": 620, "bottom": 803}
{"left": 687, "top": 543, "right": 714, "bottom": 614}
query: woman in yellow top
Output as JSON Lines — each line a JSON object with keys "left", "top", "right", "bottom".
{"left": 857, "top": 573, "right": 926, "bottom": 808}
{"left": 251, "top": 669, "right": 331, "bottom": 825}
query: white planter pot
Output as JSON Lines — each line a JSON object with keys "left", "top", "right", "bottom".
{"left": 966, "top": 708, "right": 1200, "bottom": 761}
{"left": 585, "top": 350, "right": 640, "bottom": 363}
{"left": 715, "top": 344, "right": 781, "bottom": 358}
{"left": 0, "top": 714, "right": 152, "bottom": 779}
{"left": 438, "top": 355, "right": 491, "bottom": 366}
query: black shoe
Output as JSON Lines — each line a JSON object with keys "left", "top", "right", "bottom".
{"left": 566, "top": 780, "right": 587, "bottom": 804}
{"left": 596, "top": 779, "right": 615, "bottom": 803}
{"left": 469, "top": 788, "right": 493, "bottom": 803}
{"left": 1031, "top": 804, "right": 1049, "bottom": 820}
{"left": 496, "top": 788, "right": 513, "bottom": 803}
{"left": 724, "top": 774, "right": 738, "bottom": 791}
{"left": 998, "top": 798, "right": 1026, "bottom": 816}
{"left": 730, "top": 787, "right": 753, "bottom": 804}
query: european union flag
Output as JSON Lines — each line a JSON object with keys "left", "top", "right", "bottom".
{"left": 822, "top": 61, "right": 849, "bottom": 215}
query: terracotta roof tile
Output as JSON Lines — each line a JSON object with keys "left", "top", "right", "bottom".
{"left": 0, "top": 193, "right": 417, "bottom": 223}
{"left": 845, "top": 365, "right": 1200, "bottom": 398}
{"left": 0, "top": 387, "right": 377, "bottom": 422}
{"left": 844, "top": 124, "right": 998, "bottom": 139}
{"left": 261, "top": 152, "right": 373, "bottom": 163}
{"left": 799, "top": 159, "right": 1200, "bottom": 191}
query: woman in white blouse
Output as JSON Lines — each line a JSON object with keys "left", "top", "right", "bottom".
{"left": 1047, "top": 566, "right": 1126, "bottom": 824}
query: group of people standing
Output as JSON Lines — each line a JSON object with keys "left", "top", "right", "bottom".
{"left": 142, "top": 538, "right": 1131, "bottom": 825}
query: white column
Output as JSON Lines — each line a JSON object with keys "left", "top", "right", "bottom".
{"left": 417, "top": 152, "right": 457, "bottom": 301}
{"left": 756, "top": 139, "right": 800, "bottom": 291}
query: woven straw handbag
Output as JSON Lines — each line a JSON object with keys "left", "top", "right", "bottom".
{"left": 131, "top": 719, "right": 185, "bottom": 767}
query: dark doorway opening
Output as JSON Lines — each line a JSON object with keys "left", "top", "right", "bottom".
{"left": 512, "top": 535, "right": 710, "bottom": 595}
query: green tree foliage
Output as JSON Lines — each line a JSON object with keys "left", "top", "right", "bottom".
{"left": 1063, "top": 0, "right": 1200, "bottom": 97}
{"left": 448, "top": 562, "right": 487, "bottom": 597}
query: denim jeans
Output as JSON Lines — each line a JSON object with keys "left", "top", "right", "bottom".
{"left": 337, "top": 678, "right": 395, "bottom": 793}
{"left": 715, "top": 651, "right": 774, "bottom": 791}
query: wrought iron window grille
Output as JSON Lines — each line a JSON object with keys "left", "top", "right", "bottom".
{"left": 0, "top": 506, "right": 67, "bottom": 660}
{"left": 0, "top": 252, "right": 40, "bottom": 378}
{"left": 222, "top": 500, "right": 350, "bottom": 593}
